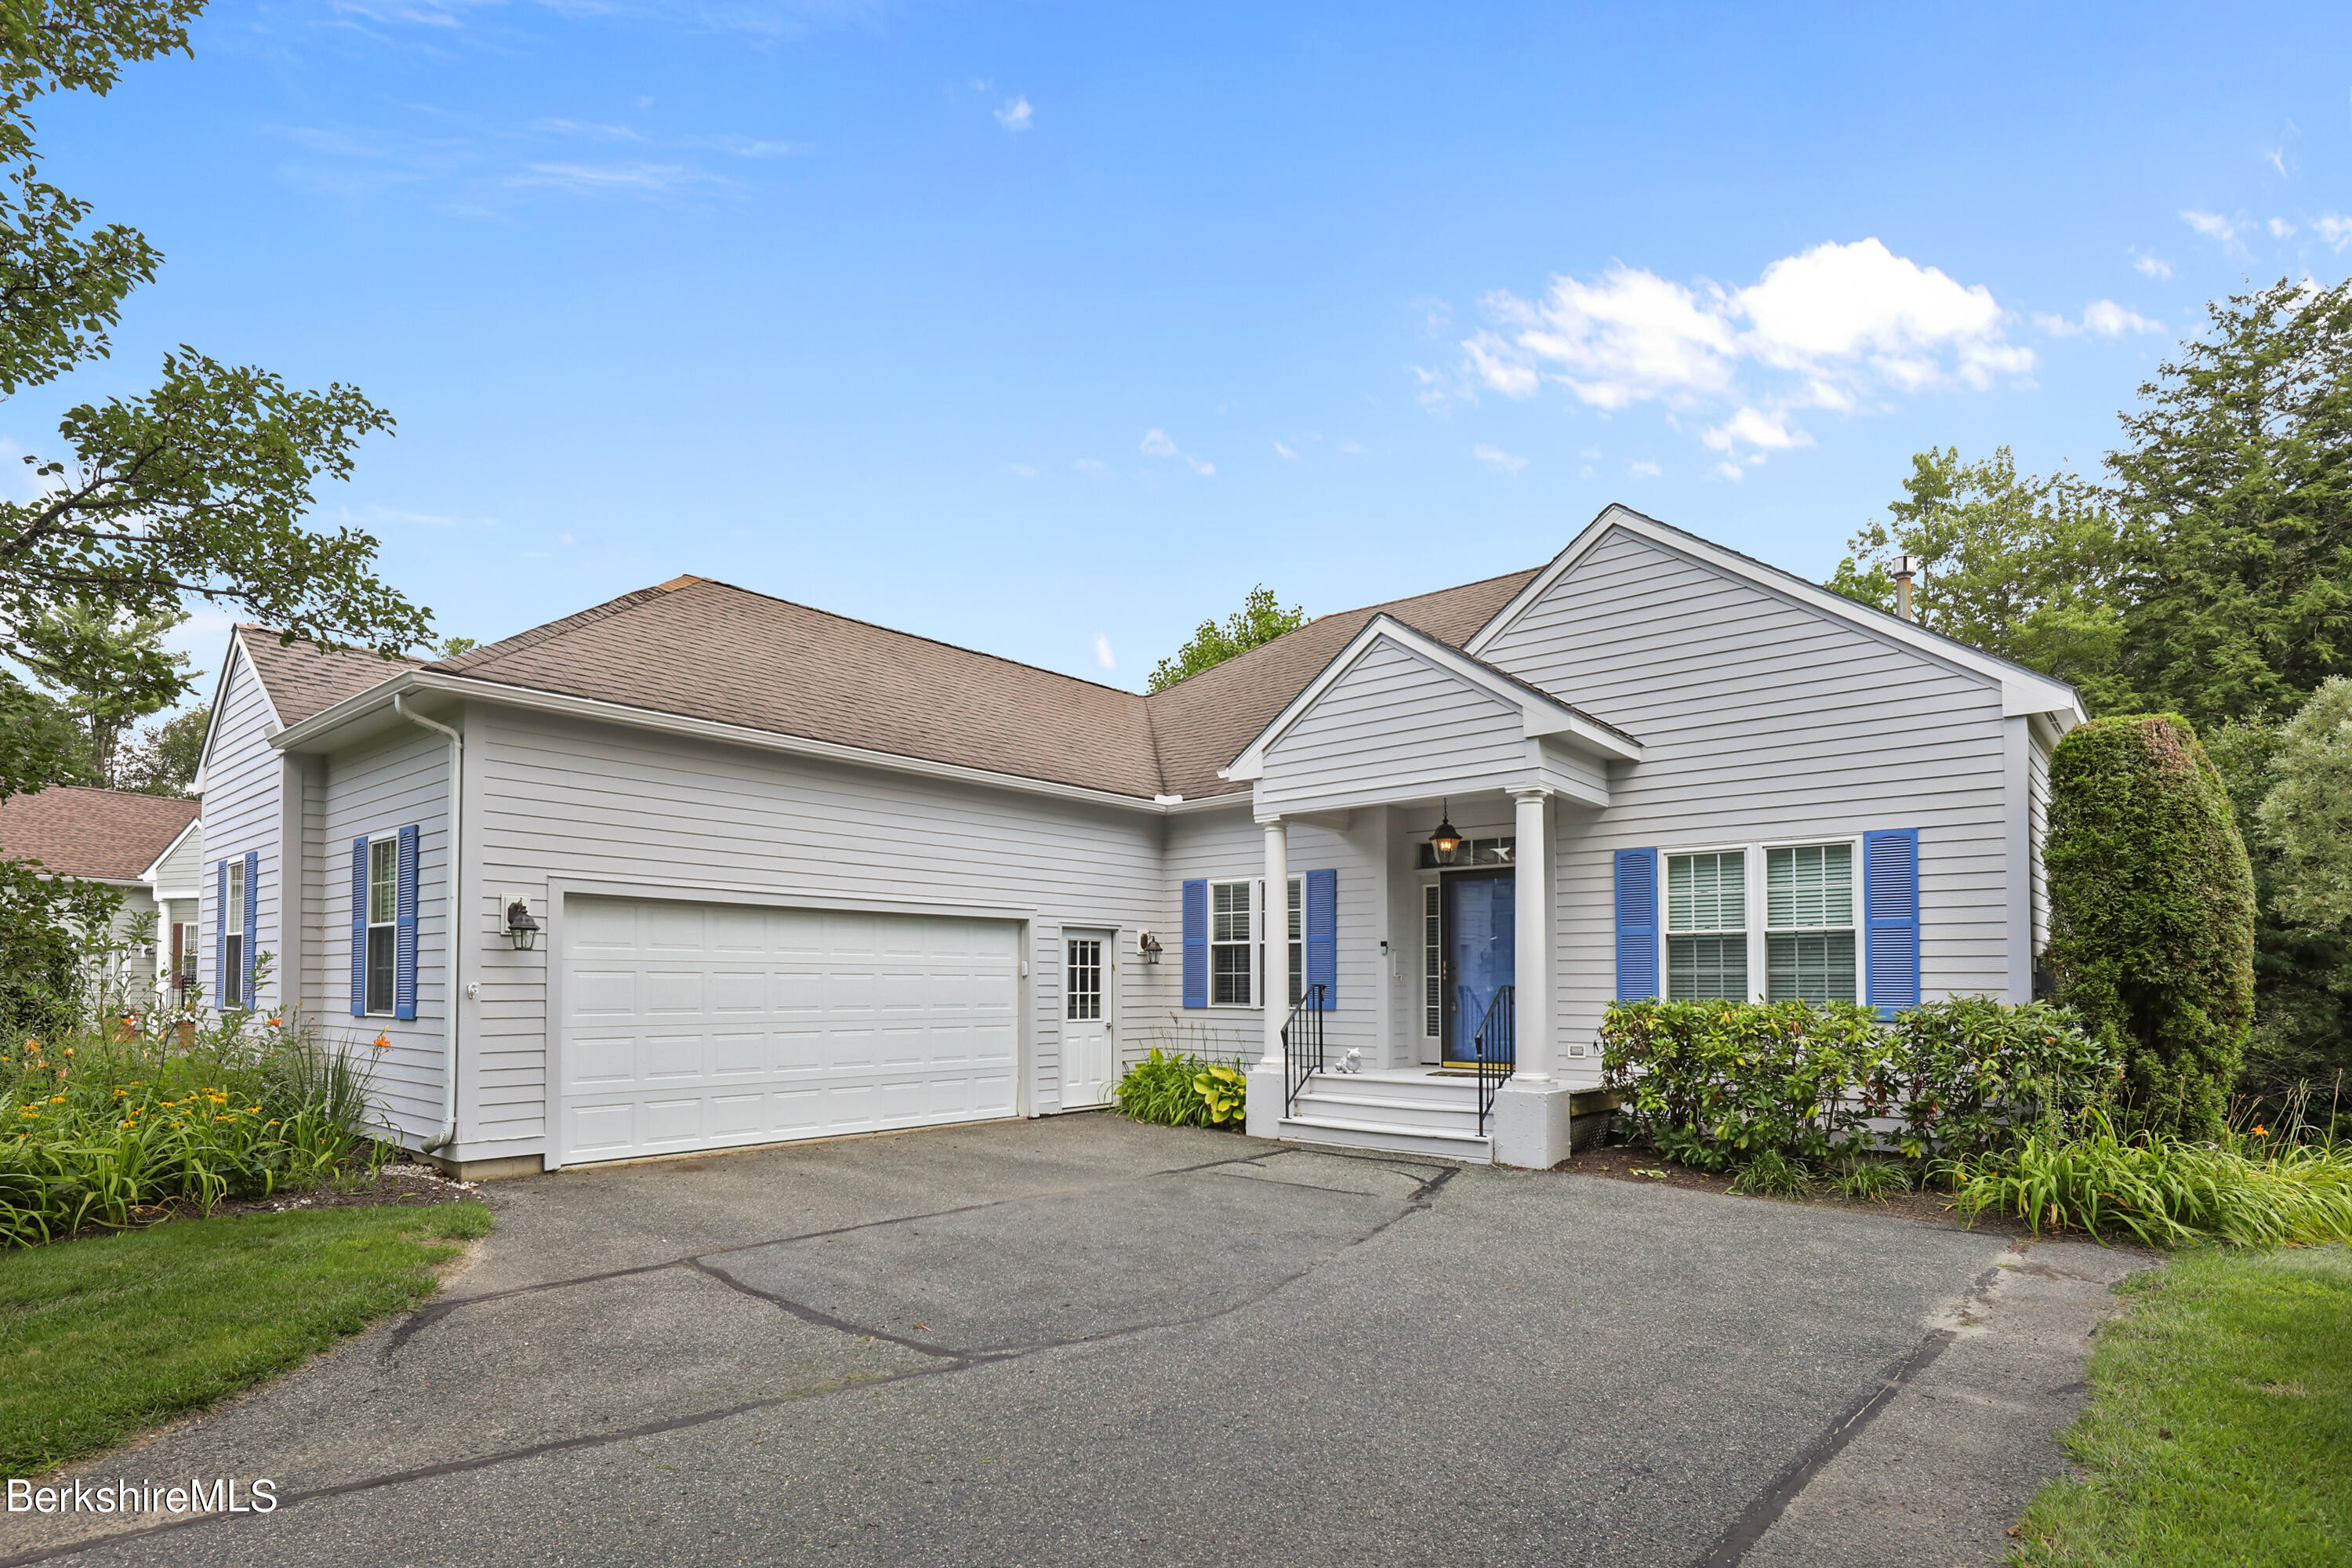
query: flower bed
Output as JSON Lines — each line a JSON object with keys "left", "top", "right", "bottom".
{"left": 0, "top": 1016, "right": 380, "bottom": 1247}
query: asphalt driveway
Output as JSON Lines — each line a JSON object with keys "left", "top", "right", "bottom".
{"left": 5, "top": 1116, "right": 2148, "bottom": 1568}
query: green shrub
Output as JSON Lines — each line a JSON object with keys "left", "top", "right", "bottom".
{"left": 1112, "top": 1047, "right": 1249, "bottom": 1130}
{"left": 1951, "top": 1112, "right": 2352, "bottom": 1248}
{"left": 1827, "top": 1156, "right": 1914, "bottom": 1200}
{"left": 2047, "top": 713, "right": 2256, "bottom": 1139}
{"left": 0, "top": 1017, "right": 379, "bottom": 1246}
{"left": 1728, "top": 1148, "right": 1813, "bottom": 1200}
{"left": 1598, "top": 996, "right": 2115, "bottom": 1172}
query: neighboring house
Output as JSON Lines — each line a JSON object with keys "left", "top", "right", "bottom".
{"left": 0, "top": 784, "right": 204, "bottom": 1000}
{"left": 194, "top": 505, "right": 2083, "bottom": 1178}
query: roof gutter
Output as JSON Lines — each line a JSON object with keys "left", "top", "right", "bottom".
{"left": 392, "top": 691, "right": 463, "bottom": 1157}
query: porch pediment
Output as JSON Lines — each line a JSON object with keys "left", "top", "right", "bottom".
{"left": 1220, "top": 615, "right": 1639, "bottom": 813}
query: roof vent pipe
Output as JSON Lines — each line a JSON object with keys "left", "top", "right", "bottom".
{"left": 1892, "top": 554, "right": 1919, "bottom": 623}
{"left": 393, "top": 690, "right": 463, "bottom": 1158}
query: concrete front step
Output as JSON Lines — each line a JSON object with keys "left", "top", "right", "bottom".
{"left": 1276, "top": 1114, "right": 1495, "bottom": 1163}
{"left": 1290, "top": 1087, "right": 1484, "bottom": 1134}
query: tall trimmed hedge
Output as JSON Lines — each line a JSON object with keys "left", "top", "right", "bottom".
{"left": 2046, "top": 714, "right": 2255, "bottom": 1138}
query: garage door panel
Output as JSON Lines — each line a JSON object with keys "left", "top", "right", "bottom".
{"left": 561, "top": 896, "right": 1022, "bottom": 1164}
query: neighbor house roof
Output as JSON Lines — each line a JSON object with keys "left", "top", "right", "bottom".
{"left": 0, "top": 786, "right": 200, "bottom": 882}
{"left": 236, "top": 626, "right": 418, "bottom": 728}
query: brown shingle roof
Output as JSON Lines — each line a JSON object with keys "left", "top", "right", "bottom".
{"left": 236, "top": 627, "right": 416, "bottom": 728}
{"left": 413, "top": 568, "right": 1549, "bottom": 802}
{"left": 0, "top": 786, "right": 198, "bottom": 881}
{"left": 429, "top": 578, "right": 1167, "bottom": 798}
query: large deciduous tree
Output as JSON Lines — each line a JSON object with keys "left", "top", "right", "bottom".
{"left": 1148, "top": 586, "right": 1306, "bottom": 691}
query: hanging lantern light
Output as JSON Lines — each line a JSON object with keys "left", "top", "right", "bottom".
{"left": 1428, "top": 802, "right": 1463, "bottom": 866}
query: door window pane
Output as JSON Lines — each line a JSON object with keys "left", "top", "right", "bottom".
{"left": 1065, "top": 938, "right": 1102, "bottom": 1021}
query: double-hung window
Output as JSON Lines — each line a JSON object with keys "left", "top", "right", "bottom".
{"left": 1667, "top": 850, "right": 1747, "bottom": 1000}
{"left": 223, "top": 860, "right": 246, "bottom": 1007}
{"left": 1766, "top": 844, "right": 1857, "bottom": 1004}
{"left": 1209, "top": 880, "right": 1256, "bottom": 1006}
{"left": 365, "top": 837, "right": 399, "bottom": 1014}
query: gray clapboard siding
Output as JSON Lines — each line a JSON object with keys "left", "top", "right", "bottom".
{"left": 1261, "top": 637, "right": 1529, "bottom": 810}
{"left": 151, "top": 821, "right": 202, "bottom": 893}
{"left": 2029, "top": 721, "right": 2053, "bottom": 960}
{"left": 197, "top": 643, "right": 285, "bottom": 1012}
{"left": 318, "top": 724, "right": 452, "bottom": 1140}
{"left": 460, "top": 704, "right": 1171, "bottom": 1161}
{"left": 1479, "top": 524, "right": 2015, "bottom": 1048}
{"left": 1160, "top": 804, "right": 1390, "bottom": 1064}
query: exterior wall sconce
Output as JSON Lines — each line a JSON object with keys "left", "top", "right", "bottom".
{"left": 1137, "top": 931, "right": 1163, "bottom": 965}
{"left": 504, "top": 898, "right": 541, "bottom": 950}
{"left": 1428, "top": 801, "right": 1463, "bottom": 866}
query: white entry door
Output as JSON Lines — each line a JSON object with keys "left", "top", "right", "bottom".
{"left": 1061, "top": 931, "right": 1115, "bottom": 1109}
{"left": 560, "top": 895, "right": 1020, "bottom": 1165}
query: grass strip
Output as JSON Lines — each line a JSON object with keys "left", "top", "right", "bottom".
{"left": 0, "top": 1201, "right": 493, "bottom": 1475}
{"left": 2013, "top": 1244, "right": 2352, "bottom": 1566}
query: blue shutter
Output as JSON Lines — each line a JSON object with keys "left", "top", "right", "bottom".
{"left": 394, "top": 824, "right": 420, "bottom": 1022}
{"left": 1181, "top": 879, "right": 1207, "bottom": 1009}
{"left": 215, "top": 858, "right": 227, "bottom": 1007}
{"left": 1864, "top": 829, "right": 1921, "bottom": 1018}
{"left": 241, "top": 851, "right": 258, "bottom": 1009}
{"left": 1613, "top": 848, "right": 1659, "bottom": 1001}
{"left": 1305, "top": 868, "right": 1337, "bottom": 1010}
{"left": 350, "top": 837, "right": 369, "bottom": 1016}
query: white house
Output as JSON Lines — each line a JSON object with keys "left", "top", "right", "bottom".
{"left": 194, "top": 505, "right": 2082, "bottom": 1177}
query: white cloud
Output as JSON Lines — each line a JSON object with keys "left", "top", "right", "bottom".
{"left": 2133, "top": 253, "right": 2174, "bottom": 278}
{"left": 1092, "top": 633, "right": 1115, "bottom": 671}
{"left": 2182, "top": 210, "right": 2243, "bottom": 249}
{"left": 1627, "top": 459, "right": 1661, "bottom": 478}
{"left": 1272, "top": 441, "right": 1297, "bottom": 459}
{"left": 1337, "top": 438, "right": 1363, "bottom": 454}
{"left": 1472, "top": 444, "right": 1526, "bottom": 475}
{"left": 1073, "top": 457, "right": 1106, "bottom": 472}
{"left": 2269, "top": 146, "right": 2290, "bottom": 179}
{"left": 1460, "top": 238, "right": 2031, "bottom": 471}
{"left": 510, "top": 160, "right": 717, "bottom": 195}
{"left": 2316, "top": 215, "right": 2352, "bottom": 252}
{"left": 1003, "top": 461, "right": 1036, "bottom": 478}
{"left": 557, "top": 532, "right": 577, "bottom": 546}
{"left": 2035, "top": 300, "right": 2164, "bottom": 339}
{"left": 994, "top": 96, "right": 1033, "bottom": 132}
{"left": 2270, "top": 217, "right": 2297, "bottom": 238}
{"left": 1138, "top": 428, "right": 1212, "bottom": 476}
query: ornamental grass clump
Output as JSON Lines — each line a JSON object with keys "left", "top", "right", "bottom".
{"left": 1113, "top": 1047, "right": 1249, "bottom": 1130}
{"left": 0, "top": 1014, "right": 380, "bottom": 1247}
{"left": 1950, "top": 1110, "right": 2352, "bottom": 1248}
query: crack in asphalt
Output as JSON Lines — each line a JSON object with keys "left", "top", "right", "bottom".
{"left": 5, "top": 1147, "right": 1456, "bottom": 1568}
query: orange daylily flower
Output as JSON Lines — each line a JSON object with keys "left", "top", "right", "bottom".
{"left": 372, "top": 1034, "right": 392, "bottom": 1049}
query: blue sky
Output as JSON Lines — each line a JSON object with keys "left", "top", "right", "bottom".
{"left": 15, "top": 0, "right": 2352, "bottom": 695}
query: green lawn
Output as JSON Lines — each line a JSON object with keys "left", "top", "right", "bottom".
{"left": 2013, "top": 1244, "right": 2352, "bottom": 1566}
{"left": 0, "top": 1203, "right": 493, "bottom": 1475}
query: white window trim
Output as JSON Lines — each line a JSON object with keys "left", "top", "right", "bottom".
{"left": 1206, "top": 874, "right": 1306, "bottom": 1011}
{"left": 365, "top": 832, "right": 400, "bottom": 1018}
{"left": 223, "top": 859, "right": 247, "bottom": 1008}
{"left": 1657, "top": 835, "right": 1865, "bottom": 1004}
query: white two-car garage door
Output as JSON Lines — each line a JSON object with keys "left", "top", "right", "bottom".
{"left": 559, "top": 895, "right": 1020, "bottom": 1165}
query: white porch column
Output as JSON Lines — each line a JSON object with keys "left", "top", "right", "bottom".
{"left": 1492, "top": 786, "right": 1570, "bottom": 1167}
{"left": 1245, "top": 816, "right": 1290, "bottom": 1139}
{"left": 1510, "top": 786, "right": 1552, "bottom": 1083}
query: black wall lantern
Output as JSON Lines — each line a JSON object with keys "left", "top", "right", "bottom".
{"left": 1138, "top": 931, "right": 1163, "bottom": 966}
{"left": 1428, "top": 801, "right": 1463, "bottom": 866}
{"left": 504, "top": 898, "right": 541, "bottom": 951}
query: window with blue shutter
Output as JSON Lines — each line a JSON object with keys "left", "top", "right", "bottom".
{"left": 394, "top": 824, "right": 420, "bottom": 1021}
{"left": 1181, "top": 879, "right": 1207, "bottom": 1008}
{"left": 241, "top": 851, "right": 258, "bottom": 1008}
{"left": 1614, "top": 848, "right": 1659, "bottom": 1000}
{"left": 1305, "top": 868, "right": 1337, "bottom": 1010}
{"left": 1864, "top": 828, "right": 1921, "bottom": 1018}
{"left": 350, "top": 838, "right": 369, "bottom": 1016}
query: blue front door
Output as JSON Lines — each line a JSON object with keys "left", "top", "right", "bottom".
{"left": 1443, "top": 869, "right": 1515, "bottom": 1064}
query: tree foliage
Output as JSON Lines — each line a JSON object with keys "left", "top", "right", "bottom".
{"left": 1147, "top": 585, "right": 1305, "bottom": 691}
{"left": 2254, "top": 677, "right": 2352, "bottom": 932}
{"left": 1829, "top": 445, "right": 2125, "bottom": 698}
{"left": 2046, "top": 715, "right": 2256, "bottom": 1138}
{"left": 111, "top": 701, "right": 203, "bottom": 795}
{"left": 2106, "top": 278, "right": 2352, "bottom": 730}
{"left": 17, "top": 596, "right": 185, "bottom": 782}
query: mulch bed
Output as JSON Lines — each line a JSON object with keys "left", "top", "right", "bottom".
{"left": 76, "top": 1163, "right": 483, "bottom": 1237}
{"left": 1559, "top": 1143, "right": 2039, "bottom": 1238}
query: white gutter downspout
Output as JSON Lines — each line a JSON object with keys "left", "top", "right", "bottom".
{"left": 394, "top": 692, "right": 463, "bottom": 1156}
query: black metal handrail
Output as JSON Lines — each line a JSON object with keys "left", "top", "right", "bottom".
{"left": 1473, "top": 984, "right": 1515, "bottom": 1134}
{"left": 1282, "top": 983, "right": 1327, "bottom": 1116}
